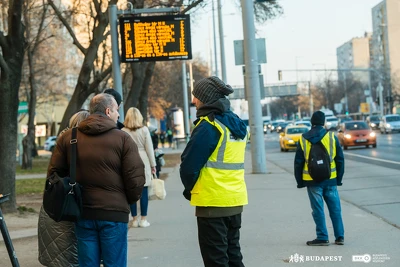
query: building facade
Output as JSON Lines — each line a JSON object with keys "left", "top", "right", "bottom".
{"left": 336, "top": 33, "right": 372, "bottom": 84}
{"left": 371, "top": 0, "right": 400, "bottom": 111}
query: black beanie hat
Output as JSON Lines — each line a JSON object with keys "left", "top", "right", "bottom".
{"left": 311, "top": 111, "right": 326, "bottom": 126}
{"left": 192, "top": 76, "right": 234, "bottom": 104}
{"left": 104, "top": 88, "right": 122, "bottom": 106}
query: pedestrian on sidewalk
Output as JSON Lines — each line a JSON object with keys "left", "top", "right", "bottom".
{"left": 47, "top": 94, "right": 145, "bottom": 267}
{"left": 122, "top": 107, "right": 157, "bottom": 228}
{"left": 104, "top": 88, "right": 125, "bottom": 129}
{"left": 294, "top": 111, "right": 345, "bottom": 246}
{"left": 180, "top": 76, "right": 249, "bottom": 267}
{"left": 38, "top": 109, "right": 89, "bottom": 267}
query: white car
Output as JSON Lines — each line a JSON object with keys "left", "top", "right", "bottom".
{"left": 325, "top": 116, "right": 339, "bottom": 130}
{"left": 379, "top": 114, "right": 400, "bottom": 134}
{"left": 44, "top": 136, "right": 57, "bottom": 152}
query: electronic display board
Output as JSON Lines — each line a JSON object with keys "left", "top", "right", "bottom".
{"left": 119, "top": 15, "right": 192, "bottom": 62}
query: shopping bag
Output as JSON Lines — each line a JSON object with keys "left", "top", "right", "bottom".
{"left": 148, "top": 174, "right": 166, "bottom": 200}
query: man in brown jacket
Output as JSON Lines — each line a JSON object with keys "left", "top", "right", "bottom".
{"left": 47, "top": 93, "right": 145, "bottom": 267}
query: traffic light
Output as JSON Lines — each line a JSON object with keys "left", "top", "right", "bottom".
{"left": 278, "top": 70, "right": 282, "bottom": 81}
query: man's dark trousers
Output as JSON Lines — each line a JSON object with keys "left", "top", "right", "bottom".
{"left": 197, "top": 214, "right": 244, "bottom": 267}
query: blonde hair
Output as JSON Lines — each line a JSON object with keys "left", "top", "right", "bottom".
{"left": 69, "top": 110, "right": 90, "bottom": 127}
{"left": 124, "top": 107, "right": 143, "bottom": 130}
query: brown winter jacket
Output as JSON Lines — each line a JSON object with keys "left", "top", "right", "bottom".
{"left": 47, "top": 113, "right": 145, "bottom": 223}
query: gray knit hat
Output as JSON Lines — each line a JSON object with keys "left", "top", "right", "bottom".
{"left": 192, "top": 76, "right": 234, "bottom": 104}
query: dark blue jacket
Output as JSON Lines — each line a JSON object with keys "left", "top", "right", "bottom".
{"left": 180, "top": 105, "right": 247, "bottom": 200}
{"left": 294, "top": 125, "right": 345, "bottom": 188}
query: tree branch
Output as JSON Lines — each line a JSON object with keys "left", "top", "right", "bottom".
{"left": 47, "top": 0, "right": 87, "bottom": 54}
{"left": 89, "top": 65, "right": 112, "bottom": 92}
{"left": 180, "top": 0, "right": 204, "bottom": 14}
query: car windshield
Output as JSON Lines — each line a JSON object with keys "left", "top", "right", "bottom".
{"left": 386, "top": 116, "right": 400, "bottom": 122}
{"left": 370, "top": 116, "right": 380, "bottom": 121}
{"left": 287, "top": 128, "right": 308, "bottom": 134}
{"left": 345, "top": 122, "right": 369, "bottom": 130}
{"left": 296, "top": 122, "right": 311, "bottom": 126}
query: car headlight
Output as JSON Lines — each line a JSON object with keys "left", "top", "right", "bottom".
{"left": 286, "top": 138, "right": 294, "bottom": 143}
{"left": 386, "top": 123, "right": 391, "bottom": 128}
{"left": 344, "top": 134, "right": 351, "bottom": 139}
{"left": 369, "top": 132, "right": 376, "bottom": 137}
{"left": 371, "top": 123, "right": 376, "bottom": 127}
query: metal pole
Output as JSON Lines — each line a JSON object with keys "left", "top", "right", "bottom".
{"left": 108, "top": 4, "right": 124, "bottom": 121}
{"left": 182, "top": 62, "right": 190, "bottom": 143}
{"left": 368, "top": 71, "right": 372, "bottom": 116}
{"left": 217, "top": 0, "right": 226, "bottom": 82}
{"left": 189, "top": 61, "right": 194, "bottom": 102}
{"left": 343, "top": 72, "right": 348, "bottom": 113}
{"left": 240, "top": 0, "right": 266, "bottom": 174}
{"left": 211, "top": 0, "right": 219, "bottom": 77}
{"left": 378, "top": 82, "right": 384, "bottom": 116}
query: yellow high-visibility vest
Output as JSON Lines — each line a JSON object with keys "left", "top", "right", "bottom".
{"left": 190, "top": 116, "right": 248, "bottom": 207}
{"left": 299, "top": 131, "right": 337, "bottom": 181}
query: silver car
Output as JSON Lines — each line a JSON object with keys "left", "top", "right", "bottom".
{"left": 379, "top": 114, "right": 400, "bottom": 134}
{"left": 44, "top": 136, "right": 57, "bottom": 152}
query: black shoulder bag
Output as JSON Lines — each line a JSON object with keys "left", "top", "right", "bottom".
{"left": 43, "top": 127, "right": 82, "bottom": 222}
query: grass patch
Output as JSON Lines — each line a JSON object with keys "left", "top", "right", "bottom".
{"left": 14, "top": 153, "right": 181, "bottom": 195}
{"left": 16, "top": 178, "right": 46, "bottom": 195}
{"left": 15, "top": 157, "right": 50, "bottom": 174}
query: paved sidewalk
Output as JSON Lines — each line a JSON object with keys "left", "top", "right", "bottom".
{"left": 3, "top": 148, "right": 400, "bottom": 266}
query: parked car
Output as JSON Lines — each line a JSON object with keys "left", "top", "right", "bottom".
{"left": 337, "top": 121, "right": 376, "bottom": 150}
{"left": 279, "top": 125, "right": 309, "bottom": 152}
{"left": 379, "top": 114, "right": 400, "bottom": 134}
{"left": 366, "top": 115, "right": 381, "bottom": 130}
{"left": 44, "top": 136, "right": 57, "bottom": 152}
{"left": 325, "top": 116, "right": 339, "bottom": 130}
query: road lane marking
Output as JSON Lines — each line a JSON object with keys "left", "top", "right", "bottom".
{"left": 345, "top": 152, "right": 400, "bottom": 165}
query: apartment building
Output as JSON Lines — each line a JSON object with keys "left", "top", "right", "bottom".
{"left": 336, "top": 33, "right": 372, "bottom": 84}
{"left": 371, "top": 0, "right": 400, "bottom": 109}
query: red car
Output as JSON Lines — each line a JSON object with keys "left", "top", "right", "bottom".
{"left": 337, "top": 121, "right": 377, "bottom": 150}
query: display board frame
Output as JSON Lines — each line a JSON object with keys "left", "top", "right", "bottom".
{"left": 119, "top": 14, "right": 192, "bottom": 62}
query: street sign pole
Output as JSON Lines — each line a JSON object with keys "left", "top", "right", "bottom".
{"left": 240, "top": 0, "right": 266, "bottom": 174}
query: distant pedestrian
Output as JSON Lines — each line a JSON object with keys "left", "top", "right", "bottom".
{"left": 294, "top": 111, "right": 345, "bottom": 246}
{"left": 149, "top": 127, "right": 159, "bottom": 150}
{"left": 159, "top": 131, "right": 166, "bottom": 148}
{"left": 122, "top": 107, "right": 157, "bottom": 228}
{"left": 104, "top": 88, "right": 124, "bottom": 129}
{"left": 47, "top": 94, "right": 145, "bottom": 266}
{"left": 180, "top": 76, "right": 249, "bottom": 266}
{"left": 166, "top": 128, "right": 173, "bottom": 148}
{"left": 38, "top": 109, "right": 89, "bottom": 267}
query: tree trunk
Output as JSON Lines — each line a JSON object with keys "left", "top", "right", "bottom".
{"left": 138, "top": 62, "right": 156, "bottom": 123}
{"left": 22, "top": 48, "right": 38, "bottom": 169}
{"left": 125, "top": 62, "right": 148, "bottom": 112}
{"left": 0, "top": 0, "right": 25, "bottom": 212}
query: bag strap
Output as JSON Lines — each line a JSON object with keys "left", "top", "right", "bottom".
{"left": 70, "top": 127, "right": 78, "bottom": 184}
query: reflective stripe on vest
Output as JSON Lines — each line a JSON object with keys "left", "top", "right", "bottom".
{"left": 204, "top": 119, "right": 245, "bottom": 170}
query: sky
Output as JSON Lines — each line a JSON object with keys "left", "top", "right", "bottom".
{"left": 189, "top": 0, "right": 383, "bottom": 87}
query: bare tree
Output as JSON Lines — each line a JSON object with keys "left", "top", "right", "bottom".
{"left": 0, "top": 0, "right": 25, "bottom": 212}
